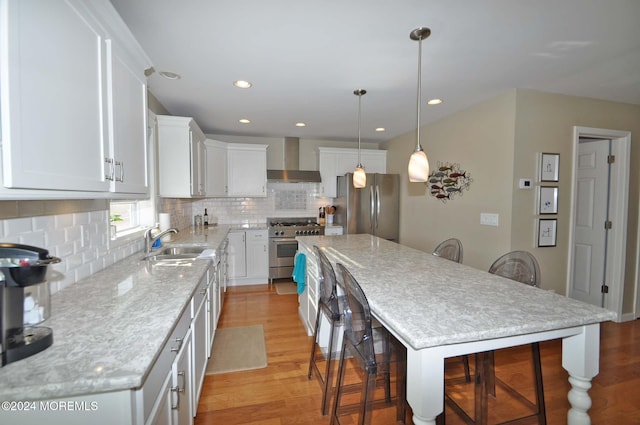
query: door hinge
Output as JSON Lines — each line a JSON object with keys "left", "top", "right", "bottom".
{"left": 601, "top": 284, "right": 609, "bottom": 294}
{"left": 607, "top": 154, "right": 615, "bottom": 164}
{"left": 605, "top": 221, "right": 613, "bottom": 229}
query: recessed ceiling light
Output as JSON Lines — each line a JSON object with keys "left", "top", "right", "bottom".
{"left": 427, "top": 98, "right": 443, "bottom": 105}
{"left": 295, "top": 122, "right": 306, "bottom": 127}
{"left": 233, "top": 80, "right": 252, "bottom": 88}
{"left": 159, "top": 71, "right": 181, "bottom": 80}
{"left": 239, "top": 118, "right": 251, "bottom": 124}
{"left": 375, "top": 127, "right": 386, "bottom": 132}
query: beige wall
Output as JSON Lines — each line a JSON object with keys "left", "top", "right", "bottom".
{"left": 382, "top": 90, "right": 518, "bottom": 271}
{"left": 383, "top": 88, "right": 640, "bottom": 315}
{"left": 512, "top": 89, "right": 640, "bottom": 311}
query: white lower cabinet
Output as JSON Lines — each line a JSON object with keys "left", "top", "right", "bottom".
{"left": 227, "top": 231, "right": 246, "bottom": 279}
{"left": 149, "top": 372, "right": 172, "bottom": 425}
{"left": 191, "top": 277, "right": 208, "bottom": 415}
{"left": 228, "top": 229, "right": 268, "bottom": 286}
{"left": 172, "top": 329, "right": 193, "bottom": 425}
{"left": 296, "top": 242, "right": 317, "bottom": 336}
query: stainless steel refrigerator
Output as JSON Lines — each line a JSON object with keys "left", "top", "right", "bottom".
{"left": 335, "top": 173, "right": 399, "bottom": 241}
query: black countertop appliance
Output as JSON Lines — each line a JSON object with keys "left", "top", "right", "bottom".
{"left": 0, "top": 243, "right": 60, "bottom": 366}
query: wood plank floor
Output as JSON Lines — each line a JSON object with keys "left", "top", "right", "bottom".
{"left": 195, "top": 284, "right": 640, "bottom": 425}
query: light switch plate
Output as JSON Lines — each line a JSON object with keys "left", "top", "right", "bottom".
{"left": 519, "top": 178, "right": 532, "bottom": 189}
{"left": 480, "top": 213, "right": 499, "bottom": 226}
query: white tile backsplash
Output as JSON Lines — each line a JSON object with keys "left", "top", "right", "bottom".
{"left": 192, "top": 182, "right": 330, "bottom": 225}
{"left": 0, "top": 209, "right": 143, "bottom": 294}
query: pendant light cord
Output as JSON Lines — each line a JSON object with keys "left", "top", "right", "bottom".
{"left": 416, "top": 35, "right": 422, "bottom": 151}
{"left": 357, "top": 92, "right": 362, "bottom": 166}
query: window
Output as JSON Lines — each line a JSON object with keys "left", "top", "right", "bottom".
{"left": 110, "top": 199, "right": 154, "bottom": 239}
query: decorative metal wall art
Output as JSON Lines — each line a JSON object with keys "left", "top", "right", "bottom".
{"left": 428, "top": 161, "right": 473, "bottom": 202}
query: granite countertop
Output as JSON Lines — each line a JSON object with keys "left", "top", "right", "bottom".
{"left": 297, "top": 234, "right": 617, "bottom": 351}
{"left": 0, "top": 226, "right": 230, "bottom": 401}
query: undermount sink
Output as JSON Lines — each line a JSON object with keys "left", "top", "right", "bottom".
{"left": 142, "top": 246, "right": 205, "bottom": 262}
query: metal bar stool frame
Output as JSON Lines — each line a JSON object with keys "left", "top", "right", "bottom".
{"left": 331, "top": 263, "right": 406, "bottom": 425}
{"left": 308, "top": 245, "right": 343, "bottom": 415}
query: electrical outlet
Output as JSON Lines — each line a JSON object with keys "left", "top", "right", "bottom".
{"left": 480, "top": 213, "right": 499, "bottom": 226}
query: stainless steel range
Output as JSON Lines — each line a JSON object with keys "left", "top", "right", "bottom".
{"left": 268, "top": 217, "right": 324, "bottom": 282}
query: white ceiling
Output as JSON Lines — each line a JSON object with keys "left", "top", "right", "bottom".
{"left": 110, "top": 0, "right": 640, "bottom": 144}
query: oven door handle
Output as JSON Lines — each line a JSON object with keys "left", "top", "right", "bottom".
{"left": 270, "top": 238, "right": 299, "bottom": 243}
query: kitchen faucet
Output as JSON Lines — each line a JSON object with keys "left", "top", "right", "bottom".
{"left": 144, "top": 227, "right": 178, "bottom": 254}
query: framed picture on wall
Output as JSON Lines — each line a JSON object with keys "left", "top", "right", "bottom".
{"left": 538, "top": 219, "right": 557, "bottom": 247}
{"left": 539, "top": 186, "right": 558, "bottom": 214}
{"left": 540, "top": 153, "right": 560, "bottom": 182}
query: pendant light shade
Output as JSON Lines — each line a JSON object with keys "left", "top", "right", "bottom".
{"left": 408, "top": 27, "right": 431, "bottom": 182}
{"left": 353, "top": 89, "right": 367, "bottom": 188}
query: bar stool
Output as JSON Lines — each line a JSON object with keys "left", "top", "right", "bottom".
{"left": 332, "top": 263, "right": 406, "bottom": 425}
{"left": 308, "top": 245, "right": 342, "bottom": 415}
{"left": 433, "top": 237, "right": 463, "bottom": 264}
{"left": 446, "top": 250, "right": 547, "bottom": 424}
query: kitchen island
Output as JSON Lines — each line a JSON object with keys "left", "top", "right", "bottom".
{"left": 296, "top": 234, "right": 616, "bottom": 425}
{"left": 0, "top": 225, "right": 230, "bottom": 425}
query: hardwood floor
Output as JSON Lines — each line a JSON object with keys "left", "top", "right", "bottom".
{"left": 195, "top": 284, "right": 640, "bottom": 424}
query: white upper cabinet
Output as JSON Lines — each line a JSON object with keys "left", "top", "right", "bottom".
{"left": 105, "top": 38, "right": 149, "bottom": 194}
{"left": 204, "top": 139, "right": 227, "bottom": 197}
{"left": 0, "top": 0, "right": 151, "bottom": 197}
{"left": 318, "top": 147, "right": 387, "bottom": 198}
{"left": 157, "top": 116, "right": 206, "bottom": 198}
{"left": 226, "top": 144, "right": 267, "bottom": 197}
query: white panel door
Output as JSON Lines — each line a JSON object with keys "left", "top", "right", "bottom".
{"left": 570, "top": 139, "right": 610, "bottom": 306}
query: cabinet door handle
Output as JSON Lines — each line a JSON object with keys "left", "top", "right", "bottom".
{"left": 177, "top": 370, "right": 186, "bottom": 393}
{"left": 114, "top": 161, "right": 124, "bottom": 182}
{"left": 171, "top": 385, "right": 180, "bottom": 409}
{"left": 170, "top": 337, "right": 183, "bottom": 352}
{"left": 171, "top": 370, "right": 186, "bottom": 410}
{"left": 104, "top": 158, "right": 114, "bottom": 181}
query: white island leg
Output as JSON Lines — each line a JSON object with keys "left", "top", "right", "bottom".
{"left": 562, "top": 323, "right": 600, "bottom": 425}
{"left": 405, "top": 347, "right": 445, "bottom": 425}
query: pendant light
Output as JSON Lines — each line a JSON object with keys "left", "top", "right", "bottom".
{"left": 408, "top": 27, "right": 431, "bottom": 182}
{"left": 353, "top": 89, "right": 367, "bottom": 188}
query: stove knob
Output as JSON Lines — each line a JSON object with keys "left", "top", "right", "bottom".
{"left": 314, "top": 230, "right": 319, "bottom": 235}
{"left": 295, "top": 230, "right": 301, "bottom": 235}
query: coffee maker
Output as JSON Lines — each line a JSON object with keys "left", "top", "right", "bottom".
{"left": 0, "top": 243, "right": 60, "bottom": 366}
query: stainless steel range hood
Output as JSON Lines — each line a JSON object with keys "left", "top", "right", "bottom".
{"left": 267, "top": 137, "right": 321, "bottom": 183}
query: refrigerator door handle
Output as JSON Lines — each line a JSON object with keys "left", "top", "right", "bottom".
{"left": 370, "top": 185, "right": 375, "bottom": 234}
{"left": 375, "top": 185, "right": 381, "bottom": 230}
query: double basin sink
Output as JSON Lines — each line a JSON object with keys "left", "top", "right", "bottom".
{"left": 143, "top": 246, "right": 205, "bottom": 263}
